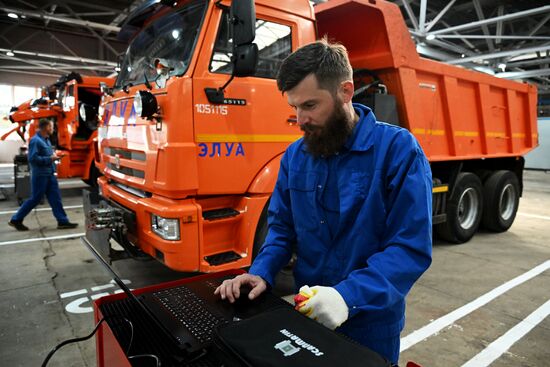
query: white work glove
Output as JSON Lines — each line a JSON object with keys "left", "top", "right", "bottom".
{"left": 295, "top": 285, "right": 349, "bottom": 330}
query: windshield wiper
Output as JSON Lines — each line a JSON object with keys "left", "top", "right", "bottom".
{"left": 144, "top": 72, "right": 152, "bottom": 90}
{"left": 122, "top": 83, "right": 133, "bottom": 94}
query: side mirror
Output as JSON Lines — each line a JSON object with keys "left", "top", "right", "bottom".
{"left": 233, "top": 44, "right": 258, "bottom": 77}
{"left": 231, "top": 0, "right": 256, "bottom": 47}
{"left": 205, "top": 0, "right": 258, "bottom": 104}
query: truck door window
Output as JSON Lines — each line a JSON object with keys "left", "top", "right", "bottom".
{"left": 64, "top": 85, "right": 75, "bottom": 109}
{"left": 210, "top": 11, "right": 292, "bottom": 79}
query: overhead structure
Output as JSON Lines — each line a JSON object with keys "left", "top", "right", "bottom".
{"left": 0, "top": 0, "right": 147, "bottom": 83}
{"left": 388, "top": 0, "right": 550, "bottom": 95}
{"left": 1, "top": 0, "right": 550, "bottom": 96}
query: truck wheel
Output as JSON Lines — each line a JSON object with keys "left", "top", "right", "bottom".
{"left": 252, "top": 204, "right": 269, "bottom": 260}
{"left": 436, "top": 172, "right": 483, "bottom": 243}
{"left": 252, "top": 201, "right": 296, "bottom": 272}
{"left": 481, "top": 170, "right": 519, "bottom": 232}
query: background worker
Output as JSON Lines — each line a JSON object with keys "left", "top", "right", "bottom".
{"left": 8, "top": 119, "right": 78, "bottom": 231}
{"left": 215, "top": 40, "right": 433, "bottom": 364}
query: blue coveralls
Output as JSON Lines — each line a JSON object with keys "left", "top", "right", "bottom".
{"left": 249, "top": 104, "right": 433, "bottom": 364}
{"left": 11, "top": 133, "right": 69, "bottom": 224}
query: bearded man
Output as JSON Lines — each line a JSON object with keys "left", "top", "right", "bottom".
{"left": 215, "top": 40, "right": 433, "bottom": 365}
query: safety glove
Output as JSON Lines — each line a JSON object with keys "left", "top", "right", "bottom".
{"left": 293, "top": 285, "right": 349, "bottom": 330}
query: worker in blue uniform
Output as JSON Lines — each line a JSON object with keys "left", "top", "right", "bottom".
{"left": 215, "top": 40, "right": 432, "bottom": 364}
{"left": 8, "top": 119, "right": 78, "bottom": 231}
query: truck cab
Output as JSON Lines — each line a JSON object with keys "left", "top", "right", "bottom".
{"left": 6, "top": 72, "right": 114, "bottom": 183}
{"left": 92, "top": 0, "right": 315, "bottom": 272}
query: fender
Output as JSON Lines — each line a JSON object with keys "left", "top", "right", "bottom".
{"left": 247, "top": 153, "right": 284, "bottom": 194}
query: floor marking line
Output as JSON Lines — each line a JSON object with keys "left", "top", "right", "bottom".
{"left": 91, "top": 284, "right": 114, "bottom": 292}
{"left": 0, "top": 233, "right": 85, "bottom": 246}
{"left": 400, "top": 260, "right": 550, "bottom": 352}
{"left": 0, "top": 180, "right": 85, "bottom": 189}
{"left": 461, "top": 299, "right": 550, "bottom": 367}
{"left": 60, "top": 289, "right": 87, "bottom": 299}
{"left": 0, "top": 204, "right": 83, "bottom": 215}
{"left": 518, "top": 212, "right": 550, "bottom": 221}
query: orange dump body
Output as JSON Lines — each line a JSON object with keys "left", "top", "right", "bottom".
{"left": 6, "top": 75, "right": 114, "bottom": 180}
{"left": 315, "top": 0, "right": 538, "bottom": 161}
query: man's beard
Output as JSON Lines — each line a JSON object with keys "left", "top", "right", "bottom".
{"left": 301, "top": 102, "right": 354, "bottom": 158}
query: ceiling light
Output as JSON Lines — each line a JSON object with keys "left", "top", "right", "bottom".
{"left": 498, "top": 63, "right": 506, "bottom": 72}
{"left": 7, "top": 12, "right": 19, "bottom": 19}
{"left": 6, "top": 51, "right": 14, "bottom": 57}
{"left": 426, "top": 34, "right": 436, "bottom": 41}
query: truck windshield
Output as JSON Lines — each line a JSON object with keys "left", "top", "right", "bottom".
{"left": 115, "top": 0, "right": 207, "bottom": 89}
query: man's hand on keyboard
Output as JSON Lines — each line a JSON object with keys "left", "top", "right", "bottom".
{"left": 214, "top": 274, "right": 267, "bottom": 303}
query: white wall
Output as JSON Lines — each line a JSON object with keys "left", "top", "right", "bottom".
{"left": 525, "top": 118, "right": 550, "bottom": 170}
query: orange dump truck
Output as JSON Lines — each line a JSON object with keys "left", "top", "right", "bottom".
{"left": 86, "top": 0, "right": 538, "bottom": 272}
{"left": 5, "top": 72, "right": 114, "bottom": 184}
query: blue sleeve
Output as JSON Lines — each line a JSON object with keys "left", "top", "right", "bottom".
{"left": 28, "top": 138, "right": 52, "bottom": 166}
{"left": 334, "top": 131, "right": 432, "bottom": 317}
{"left": 249, "top": 150, "right": 297, "bottom": 287}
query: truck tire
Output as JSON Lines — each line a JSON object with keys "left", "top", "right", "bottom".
{"left": 481, "top": 170, "right": 519, "bottom": 232}
{"left": 436, "top": 172, "right": 483, "bottom": 243}
{"left": 252, "top": 201, "right": 296, "bottom": 272}
{"left": 252, "top": 204, "right": 269, "bottom": 260}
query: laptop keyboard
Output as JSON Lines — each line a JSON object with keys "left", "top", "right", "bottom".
{"left": 153, "top": 286, "right": 227, "bottom": 344}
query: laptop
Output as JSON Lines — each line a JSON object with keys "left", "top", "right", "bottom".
{"left": 81, "top": 237, "right": 287, "bottom": 355}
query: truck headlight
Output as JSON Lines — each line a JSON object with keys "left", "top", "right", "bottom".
{"left": 134, "top": 90, "right": 157, "bottom": 119}
{"left": 151, "top": 214, "right": 180, "bottom": 241}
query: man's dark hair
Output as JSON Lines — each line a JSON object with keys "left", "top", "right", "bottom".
{"left": 276, "top": 38, "right": 353, "bottom": 94}
{"left": 38, "top": 118, "right": 53, "bottom": 129}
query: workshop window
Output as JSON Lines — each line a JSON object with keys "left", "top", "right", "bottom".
{"left": 210, "top": 11, "right": 292, "bottom": 79}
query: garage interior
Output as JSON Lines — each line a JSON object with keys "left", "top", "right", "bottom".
{"left": 0, "top": 1, "right": 549, "bottom": 366}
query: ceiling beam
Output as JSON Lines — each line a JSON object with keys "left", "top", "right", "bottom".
{"left": 447, "top": 44, "right": 550, "bottom": 64}
{"left": 433, "top": 35, "right": 550, "bottom": 40}
{"left": 415, "top": 44, "right": 455, "bottom": 61}
{"left": 507, "top": 57, "right": 550, "bottom": 68}
{"left": 418, "top": 0, "right": 427, "bottom": 32}
{"left": 0, "top": 47, "right": 117, "bottom": 66}
{"left": 430, "top": 5, "right": 550, "bottom": 35}
{"left": 0, "top": 68, "right": 61, "bottom": 78}
{"left": 495, "top": 5, "right": 504, "bottom": 45}
{"left": 472, "top": 0, "right": 495, "bottom": 52}
{"left": 425, "top": 0, "right": 456, "bottom": 32}
{"left": 1, "top": 6, "right": 121, "bottom": 33}
{"left": 59, "top": 4, "right": 119, "bottom": 56}
{"left": 401, "top": 0, "right": 419, "bottom": 31}
{"left": 0, "top": 20, "right": 123, "bottom": 43}
{"left": 496, "top": 68, "right": 550, "bottom": 79}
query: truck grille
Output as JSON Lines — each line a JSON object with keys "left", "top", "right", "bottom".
{"left": 103, "top": 147, "right": 146, "bottom": 179}
{"left": 107, "top": 163, "right": 145, "bottom": 178}
{"left": 104, "top": 147, "right": 146, "bottom": 161}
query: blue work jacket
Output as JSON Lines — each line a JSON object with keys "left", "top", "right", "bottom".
{"left": 250, "top": 103, "right": 432, "bottom": 340}
{"left": 28, "top": 133, "right": 56, "bottom": 176}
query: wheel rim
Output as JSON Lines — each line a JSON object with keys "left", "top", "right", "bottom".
{"left": 458, "top": 187, "right": 480, "bottom": 230}
{"left": 499, "top": 183, "right": 516, "bottom": 221}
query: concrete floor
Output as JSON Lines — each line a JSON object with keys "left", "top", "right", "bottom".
{"left": 0, "top": 169, "right": 549, "bottom": 367}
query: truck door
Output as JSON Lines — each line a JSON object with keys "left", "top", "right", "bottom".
{"left": 192, "top": 7, "right": 300, "bottom": 195}
{"left": 59, "top": 80, "right": 78, "bottom": 150}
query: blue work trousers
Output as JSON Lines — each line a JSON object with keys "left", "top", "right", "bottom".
{"left": 11, "top": 174, "right": 68, "bottom": 224}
